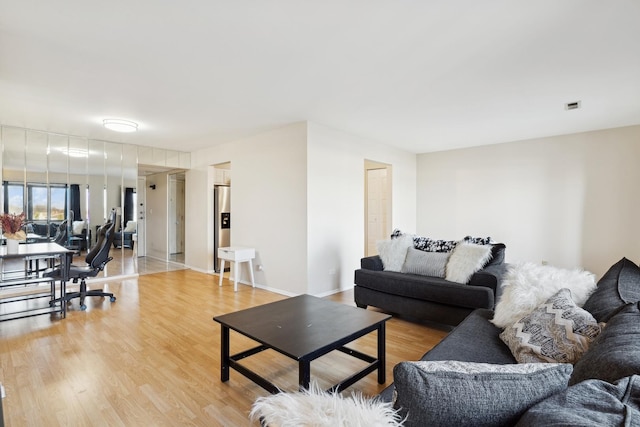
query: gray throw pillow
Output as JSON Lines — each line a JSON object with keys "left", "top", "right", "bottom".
{"left": 517, "top": 375, "right": 640, "bottom": 426}
{"left": 500, "top": 288, "right": 602, "bottom": 364}
{"left": 570, "top": 301, "right": 640, "bottom": 385}
{"left": 393, "top": 360, "right": 572, "bottom": 427}
{"left": 401, "top": 248, "right": 449, "bottom": 277}
{"left": 582, "top": 257, "right": 640, "bottom": 322}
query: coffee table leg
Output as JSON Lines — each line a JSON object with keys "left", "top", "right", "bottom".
{"left": 378, "top": 322, "right": 386, "bottom": 384}
{"left": 299, "top": 360, "right": 311, "bottom": 391}
{"left": 221, "top": 325, "right": 230, "bottom": 382}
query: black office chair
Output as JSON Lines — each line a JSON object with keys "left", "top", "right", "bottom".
{"left": 48, "top": 221, "right": 117, "bottom": 311}
{"left": 52, "top": 220, "right": 68, "bottom": 245}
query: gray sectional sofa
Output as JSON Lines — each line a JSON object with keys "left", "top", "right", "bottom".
{"left": 380, "top": 257, "right": 640, "bottom": 426}
{"left": 354, "top": 243, "right": 507, "bottom": 326}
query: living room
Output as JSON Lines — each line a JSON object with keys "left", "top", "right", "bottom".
{"left": 2, "top": 1, "right": 640, "bottom": 425}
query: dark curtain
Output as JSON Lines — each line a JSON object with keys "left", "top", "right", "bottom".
{"left": 69, "top": 184, "right": 81, "bottom": 221}
{"left": 2, "top": 181, "right": 8, "bottom": 213}
{"left": 124, "top": 187, "right": 135, "bottom": 225}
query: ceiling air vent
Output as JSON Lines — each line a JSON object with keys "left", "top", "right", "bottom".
{"left": 565, "top": 101, "right": 581, "bottom": 111}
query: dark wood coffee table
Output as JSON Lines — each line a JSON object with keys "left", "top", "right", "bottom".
{"left": 213, "top": 294, "right": 391, "bottom": 393}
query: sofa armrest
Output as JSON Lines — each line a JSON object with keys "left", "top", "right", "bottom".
{"left": 468, "top": 263, "right": 508, "bottom": 305}
{"left": 360, "top": 255, "right": 384, "bottom": 271}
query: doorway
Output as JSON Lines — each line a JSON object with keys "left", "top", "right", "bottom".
{"left": 364, "top": 160, "right": 392, "bottom": 256}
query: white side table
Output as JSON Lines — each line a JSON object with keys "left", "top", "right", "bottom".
{"left": 218, "top": 247, "right": 256, "bottom": 292}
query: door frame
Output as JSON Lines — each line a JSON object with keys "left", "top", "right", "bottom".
{"left": 364, "top": 160, "right": 392, "bottom": 256}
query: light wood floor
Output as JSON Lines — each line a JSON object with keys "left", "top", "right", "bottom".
{"left": 84, "top": 248, "right": 188, "bottom": 279}
{"left": 0, "top": 270, "right": 449, "bottom": 426}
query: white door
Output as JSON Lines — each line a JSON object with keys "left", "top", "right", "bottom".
{"left": 365, "top": 167, "right": 391, "bottom": 256}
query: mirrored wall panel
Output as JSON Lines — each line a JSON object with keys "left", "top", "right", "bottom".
{"left": 0, "top": 125, "right": 190, "bottom": 277}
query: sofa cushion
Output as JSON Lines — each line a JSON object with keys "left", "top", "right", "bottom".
{"left": 491, "top": 262, "right": 596, "bottom": 328}
{"left": 570, "top": 302, "right": 640, "bottom": 385}
{"left": 517, "top": 375, "right": 640, "bottom": 426}
{"left": 376, "top": 234, "right": 413, "bottom": 272}
{"left": 583, "top": 257, "right": 640, "bottom": 323}
{"left": 393, "top": 360, "right": 572, "bottom": 427}
{"left": 445, "top": 243, "right": 492, "bottom": 284}
{"left": 484, "top": 243, "right": 506, "bottom": 267}
{"left": 500, "top": 288, "right": 602, "bottom": 364}
{"left": 354, "top": 269, "right": 495, "bottom": 310}
{"left": 420, "top": 308, "right": 516, "bottom": 364}
{"left": 401, "top": 248, "right": 449, "bottom": 277}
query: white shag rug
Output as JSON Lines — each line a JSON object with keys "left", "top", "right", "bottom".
{"left": 491, "top": 262, "right": 596, "bottom": 328}
{"left": 250, "top": 382, "right": 404, "bottom": 427}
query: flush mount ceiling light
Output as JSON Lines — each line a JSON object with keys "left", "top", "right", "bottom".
{"left": 103, "top": 118, "right": 138, "bottom": 133}
{"left": 56, "top": 147, "right": 88, "bottom": 158}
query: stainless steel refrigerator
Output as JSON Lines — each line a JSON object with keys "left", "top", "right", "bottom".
{"left": 213, "top": 185, "right": 231, "bottom": 273}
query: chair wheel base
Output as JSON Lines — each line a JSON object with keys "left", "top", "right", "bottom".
{"left": 110, "top": 296, "right": 116, "bottom": 302}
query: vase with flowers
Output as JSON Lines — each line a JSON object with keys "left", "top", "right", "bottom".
{"left": 1, "top": 212, "right": 26, "bottom": 253}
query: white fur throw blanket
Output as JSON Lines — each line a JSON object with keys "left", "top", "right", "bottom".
{"left": 492, "top": 262, "right": 596, "bottom": 328}
{"left": 250, "top": 382, "right": 404, "bottom": 427}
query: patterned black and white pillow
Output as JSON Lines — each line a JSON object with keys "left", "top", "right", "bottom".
{"left": 390, "top": 229, "right": 404, "bottom": 239}
{"left": 391, "top": 230, "right": 485, "bottom": 253}
{"left": 413, "top": 237, "right": 458, "bottom": 252}
{"left": 463, "top": 235, "right": 492, "bottom": 245}
{"left": 500, "top": 288, "right": 602, "bottom": 364}
{"left": 425, "top": 239, "right": 458, "bottom": 252}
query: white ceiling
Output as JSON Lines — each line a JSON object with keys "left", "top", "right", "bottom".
{"left": 1, "top": 1, "right": 639, "bottom": 154}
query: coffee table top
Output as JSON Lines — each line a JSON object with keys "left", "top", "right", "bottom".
{"left": 213, "top": 294, "right": 391, "bottom": 360}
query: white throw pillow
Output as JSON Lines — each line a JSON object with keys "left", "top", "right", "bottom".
{"left": 491, "top": 262, "right": 596, "bottom": 328}
{"left": 123, "top": 221, "right": 137, "bottom": 233}
{"left": 377, "top": 235, "right": 413, "bottom": 272}
{"left": 72, "top": 221, "right": 85, "bottom": 235}
{"left": 445, "top": 243, "right": 492, "bottom": 284}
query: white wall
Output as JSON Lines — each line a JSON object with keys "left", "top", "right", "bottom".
{"left": 306, "top": 122, "right": 417, "bottom": 296}
{"left": 416, "top": 125, "right": 640, "bottom": 279}
{"left": 186, "top": 122, "right": 309, "bottom": 295}
{"left": 185, "top": 121, "right": 417, "bottom": 296}
{"left": 146, "top": 171, "right": 169, "bottom": 259}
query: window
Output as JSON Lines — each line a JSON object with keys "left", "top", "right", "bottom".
{"left": 4, "top": 183, "right": 24, "bottom": 214}
{"left": 29, "top": 186, "right": 48, "bottom": 220}
{"left": 3, "top": 182, "right": 68, "bottom": 220}
{"left": 50, "top": 187, "right": 66, "bottom": 220}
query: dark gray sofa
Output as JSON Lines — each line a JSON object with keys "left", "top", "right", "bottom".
{"left": 354, "top": 248, "right": 507, "bottom": 326}
{"left": 380, "top": 257, "right": 640, "bottom": 426}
